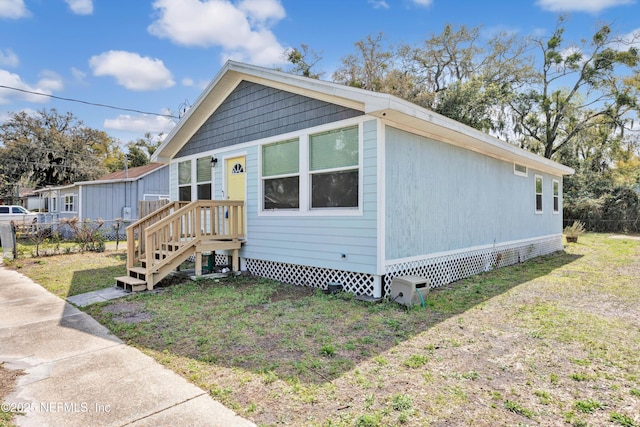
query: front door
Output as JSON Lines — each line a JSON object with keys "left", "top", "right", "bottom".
{"left": 226, "top": 156, "right": 246, "bottom": 201}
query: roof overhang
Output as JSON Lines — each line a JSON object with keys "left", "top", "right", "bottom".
{"left": 152, "top": 60, "right": 573, "bottom": 176}
{"left": 369, "top": 107, "right": 574, "bottom": 176}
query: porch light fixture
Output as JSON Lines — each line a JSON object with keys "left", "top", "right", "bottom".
{"left": 211, "top": 157, "right": 218, "bottom": 167}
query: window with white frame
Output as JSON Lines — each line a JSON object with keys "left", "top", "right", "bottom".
{"left": 51, "top": 196, "right": 57, "bottom": 212}
{"left": 63, "top": 194, "right": 77, "bottom": 212}
{"left": 535, "top": 175, "right": 543, "bottom": 213}
{"left": 553, "top": 179, "right": 559, "bottom": 213}
{"left": 178, "top": 160, "right": 191, "bottom": 201}
{"left": 309, "top": 125, "right": 359, "bottom": 208}
{"left": 262, "top": 138, "right": 300, "bottom": 209}
{"left": 514, "top": 163, "right": 528, "bottom": 177}
{"left": 196, "top": 156, "right": 212, "bottom": 200}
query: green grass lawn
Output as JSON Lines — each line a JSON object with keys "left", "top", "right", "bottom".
{"left": 5, "top": 234, "right": 640, "bottom": 426}
{"left": 3, "top": 242, "right": 126, "bottom": 298}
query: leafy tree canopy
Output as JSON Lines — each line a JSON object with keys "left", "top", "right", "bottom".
{"left": 0, "top": 109, "right": 120, "bottom": 189}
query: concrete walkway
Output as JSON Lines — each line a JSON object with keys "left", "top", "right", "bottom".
{"left": 66, "top": 286, "right": 130, "bottom": 307}
{"left": 0, "top": 266, "right": 256, "bottom": 427}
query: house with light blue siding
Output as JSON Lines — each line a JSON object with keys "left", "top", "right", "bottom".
{"left": 151, "top": 61, "right": 573, "bottom": 298}
{"left": 35, "top": 162, "right": 169, "bottom": 225}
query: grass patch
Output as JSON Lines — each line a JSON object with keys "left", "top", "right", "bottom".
{"left": 610, "top": 411, "right": 636, "bottom": 427}
{"left": 4, "top": 242, "right": 126, "bottom": 297}
{"left": 15, "top": 233, "right": 639, "bottom": 426}
{"left": 504, "top": 400, "right": 535, "bottom": 419}
{"left": 574, "top": 398, "right": 603, "bottom": 413}
{"left": 402, "top": 354, "right": 429, "bottom": 369}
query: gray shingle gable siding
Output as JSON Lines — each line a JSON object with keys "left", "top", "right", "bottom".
{"left": 175, "top": 81, "right": 364, "bottom": 158}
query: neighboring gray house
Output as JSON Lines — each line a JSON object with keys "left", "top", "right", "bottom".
{"left": 35, "top": 163, "right": 169, "bottom": 224}
{"left": 151, "top": 61, "right": 574, "bottom": 297}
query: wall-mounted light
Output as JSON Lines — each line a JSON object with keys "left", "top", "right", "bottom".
{"left": 211, "top": 157, "right": 218, "bottom": 167}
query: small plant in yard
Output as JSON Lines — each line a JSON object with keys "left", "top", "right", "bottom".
{"left": 564, "top": 411, "right": 589, "bottom": 427}
{"left": 391, "top": 393, "right": 413, "bottom": 411}
{"left": 569, "top": 372, "right": 592, "bottom": 382}
{"left": 534, "top": 390, "right": 552, "bottom": 405}
{"left": 355, "top": 412, "right": 382, "bottom": 427}
{"left": 564, "top": 221, "right": 585, "bottom": 243}
{"left": 320, "top": 344, "right": 336, "bottom": 357}
{"left": 610, "top": 411, "right": 636, "bottom": 427}
{"left": 390, "top": 394, "right": 414, "bottom": 424}
{"left": 630, "top": 388, "right": 640, "bottom": 397}
{"left": 402, "top": 354, "right": 429, "bottom": 368}
{"left": 504, "top": 400, "right": 535, "bottom": 419}
{"left": 574, "top": 398, "right": 603, "bottom": 413}
{"left": 461, "top": 370, "right": 479, "bottom": 380}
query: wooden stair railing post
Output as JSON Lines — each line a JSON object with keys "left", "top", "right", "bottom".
{"left": 126, "top": 224, "right": 135, "bottom": 269}
{"left": 120, "top": 200, "right": 246, "bottom": 292}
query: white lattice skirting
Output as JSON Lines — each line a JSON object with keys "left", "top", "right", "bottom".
{"left": 245, "top": 259, "right": 377, "bottom": 296}
{"left": 245, "top": 235, "right": 563, "bottom": 297}
{"left": 383, "top": 234, "right": 563, "bottom": 295}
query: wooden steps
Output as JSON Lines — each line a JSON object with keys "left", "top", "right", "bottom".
{"left": 118, "top": 200, "right": 246, "bottom": 292}
{"left": 115, "top": 275, "right": 147, "bottom": 292}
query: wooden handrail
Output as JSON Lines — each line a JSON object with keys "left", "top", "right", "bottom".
{"left": 138, "top": 200, "right": 245, "bottom": 276}
{"left": 125, "top": 201, "right": 188, "bottom": 269}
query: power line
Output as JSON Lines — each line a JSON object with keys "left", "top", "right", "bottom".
{"left": 0, "top": 85, "right": 179, "bottom": 119}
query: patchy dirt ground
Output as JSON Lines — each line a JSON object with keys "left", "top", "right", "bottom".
{"left": 101, "top": 301, "right": 153, "bottom": 324}
{"left": 80, "top": 234, "right": 640, "bottom": 426}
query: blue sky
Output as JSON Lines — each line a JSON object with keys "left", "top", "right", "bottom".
{"left": 0, "top": 0, "right": 638, "bottom": 145}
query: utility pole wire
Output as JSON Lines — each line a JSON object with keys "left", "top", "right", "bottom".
{"left": 0, "top": 85, "right": 179, "bottom": 119}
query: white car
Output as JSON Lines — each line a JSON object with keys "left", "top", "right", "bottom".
{"left": 0, "top": 205, "right": 39, "bottom": 225}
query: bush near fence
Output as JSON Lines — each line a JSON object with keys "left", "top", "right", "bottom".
{"left": 10, "top": 218, "right": 130, "bottom": 257}
{"left": 564, "top": 187, "right": 640, "bottom": 234}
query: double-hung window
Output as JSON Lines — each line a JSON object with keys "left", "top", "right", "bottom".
{"left": 309, "top": 126, "right": 359, "bottom": 208}
{"left": 535, "top": 175, "right": 543, "bottom": 213}
{"left": 262, "top": 138, "right": 300, "bottom": 209}
{"left": 178, "top": 160, "right": 192, "bottom": 201}
{"left": 196, "top": 157, "right": 212, "bottom": 200}
{"left": 553, "top": 179, "right": 559, "bottom": 213}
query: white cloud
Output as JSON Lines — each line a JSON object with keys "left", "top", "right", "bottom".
{"left": 0, "top": 0, "right": 30, "bottom": 19}
{"left": 37, "top": 70, "right": 64, "bottom": 92}
{"left": 0, "top": 49, "right": 19, "bottom": 67}
{"left": 238, "top": 0, "right": 285, "bottom": 26}
{"left": 535, "top": 0, "right": 635, "bottom": 13}
{"left": 89, "top": 50, "right": 175, "bottom": 91}
{"left": 615, "top": 28, "right": 640, "bottom": 51}
{"left": 181, "top": 77, "right": 209, "bottom": 89}
{"left": 368, "top": 0, "right": 390, "bottom": 9}
{"left": 0, "top": 70, "right": 53, "bottom": 104}
{"left": 104, "top": 113, "right": 176, "bottom": 134}
{"left": 71, "top": 67, "right": 87, "bottom": 82}
{"left": 65, "top": 0, "right": 93, "bottom": 15}
{"left": 147, "top": 0, "right": 287, "bottom": 66}
{"left": 411, "top": 0, "right": 433, "bottom": 6}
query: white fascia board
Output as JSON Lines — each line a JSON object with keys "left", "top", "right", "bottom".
{"left": 367, "top": 99, "right": 574, "bottom": 176}
{"left": 33, "top": 184, "right": 77, "bottom": 193}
